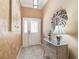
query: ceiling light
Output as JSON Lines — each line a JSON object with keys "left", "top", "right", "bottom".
{"left": 33, "top": 0, "right": 39, "bottom": 8}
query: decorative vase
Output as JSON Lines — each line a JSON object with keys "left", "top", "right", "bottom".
{"left": 56, "top": 36, "right": 61, "bottom": 45}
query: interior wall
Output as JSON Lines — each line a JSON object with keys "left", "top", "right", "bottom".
{"left": 0, "top": 32, "right": 21, "bottom": 59}
{"left": 21, "top": 7, "right": 42, "bottom": 18}
{"left": 0, "top": 0, "right": 22, "bottom": 59}
{"left": 0, "top": 0, "right": 9, "bottom": 31}
{"left": 42, "top": 0, "right": 78, "bottom": 59}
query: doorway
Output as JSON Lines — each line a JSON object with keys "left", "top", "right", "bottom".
{"left": 22, "top": 17, "right": 41, "bottom": 47}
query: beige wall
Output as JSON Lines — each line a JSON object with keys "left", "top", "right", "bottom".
{"left": 21, "top": 7, "right": 42, "bottom": 18}
{"left": 0, "top": 32, "right": 21, "bottom": 59}
{"left": 0, "top": 0, "right": 21, "bottom": 59}
{"left": 42, "top": 0, "right": 78, "bottom": 59}
{"left": 0, "top": 0, "right": 9, "bottom": 31}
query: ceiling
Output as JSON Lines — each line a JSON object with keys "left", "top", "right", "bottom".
{"left": 20, "top": 0, "right": 48, "bottom": 9}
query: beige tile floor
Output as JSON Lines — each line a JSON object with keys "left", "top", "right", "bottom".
{"left": 16, "top": 45, "right": 45, "bottom": 59}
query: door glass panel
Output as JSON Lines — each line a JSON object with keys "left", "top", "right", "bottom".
{"left": 24, "top": 20, "right": 28, "bottom": 32}
{"left": 31, "top": 21, "right": 38, "bottom": 33}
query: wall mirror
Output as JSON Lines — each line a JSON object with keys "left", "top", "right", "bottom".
{"left": 51, "top": 9, "right": 68, "bottom": 33}
{"left": 12, "top": 0, "right": 21, "bottom": 32}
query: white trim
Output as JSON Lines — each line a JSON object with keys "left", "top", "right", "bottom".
{"left": 16, "top": 47, "right": 22, "bottom": 59}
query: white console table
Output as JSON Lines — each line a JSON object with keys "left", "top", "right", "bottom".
{"left": 43, "top": 39, "right": 69, "bottom": 59}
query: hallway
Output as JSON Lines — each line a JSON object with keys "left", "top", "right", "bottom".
{"left": 16, "top": 45, "right": 45, "bottom": 59}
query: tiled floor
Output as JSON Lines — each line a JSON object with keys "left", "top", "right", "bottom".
{"left": 16, "top": 45, "right": 45, "bottom": 59}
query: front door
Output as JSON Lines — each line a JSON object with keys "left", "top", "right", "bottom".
{"left": 22, "top": 17, "right": 41, "bottom": 47}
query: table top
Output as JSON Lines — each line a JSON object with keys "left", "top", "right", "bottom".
{"left": 44, "top": 39, "right": 67, "bottom": 46}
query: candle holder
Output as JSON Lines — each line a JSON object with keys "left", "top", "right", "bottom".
{"left": 48, "top": 31, "right": 52, "bottom": 41}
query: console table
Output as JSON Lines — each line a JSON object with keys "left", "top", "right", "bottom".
{"left": 43, "top": 39, "right": 69, "bottom": 59}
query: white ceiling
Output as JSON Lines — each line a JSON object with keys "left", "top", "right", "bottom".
{"left": 20, "top": 0, "right": 48, "bottom": 9}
